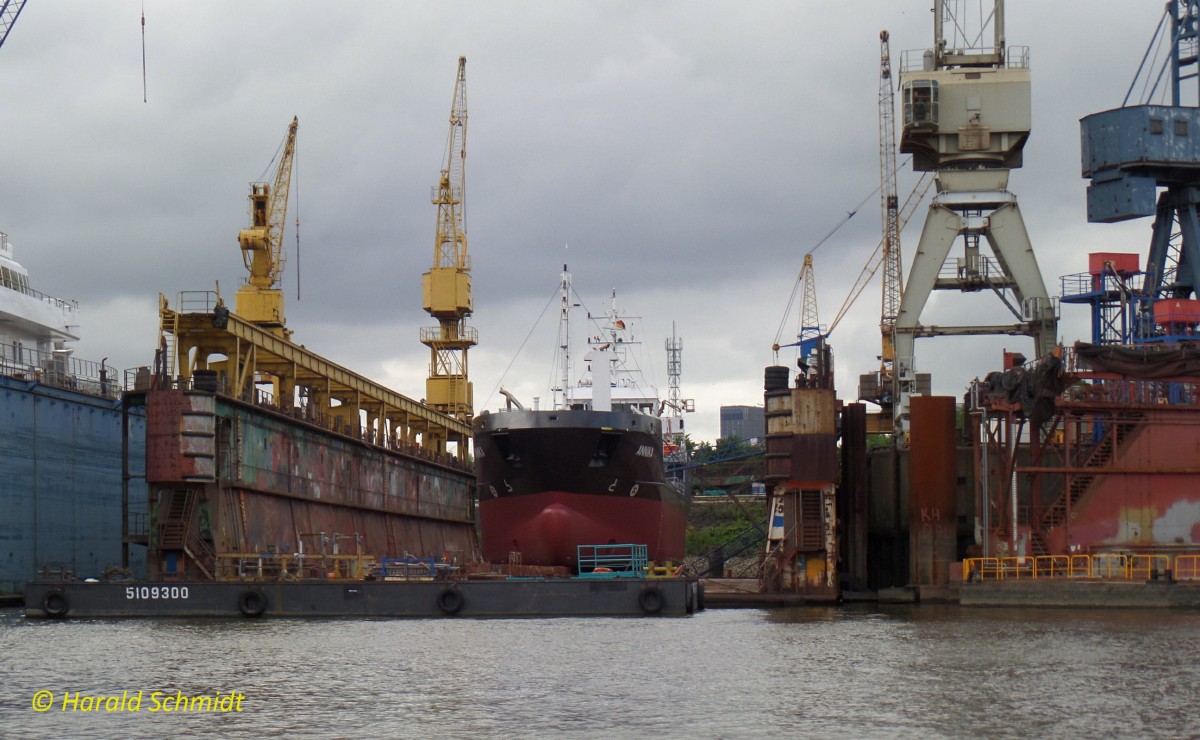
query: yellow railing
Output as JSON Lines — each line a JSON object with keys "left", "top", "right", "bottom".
{"left": 1176, "top": 555, "right": 1200, "bottom": 580}
{"left": 964, "top": 553, "right": 1197, "bottom": 582}
{"left": 215, "top": 552, "right": 377, "bottom": 581}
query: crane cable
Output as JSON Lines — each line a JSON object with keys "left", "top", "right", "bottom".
{"left": 140, "top": 2, "right": 147, "bottom": 103}
{"left": 294, "top": 147, "right": 301, "bottom": 301}
{"left": 770, "top": 185, "right": 879, "bottom": 349}
{"left": 482, "top": 285, "right": 561, "bottom": 412}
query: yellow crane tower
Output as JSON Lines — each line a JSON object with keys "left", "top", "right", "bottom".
{"left": 877, "top": 30, "right": 902, "bottom": 404}
{"left": 421, "top": 57, "right": 476, "bottom": 422}
{"left": 236, "top": 116, "right": 299, "bottom": 340}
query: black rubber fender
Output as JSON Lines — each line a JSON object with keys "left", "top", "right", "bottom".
{"left": 696, "top": 581, "right": 706, "bottom": 612}
{"left": 685, "top": 582, "right": 696, "bottom": 615}
{"left": 637, "top": 585, "right": 664, "bottom": 615}
{"left": 436, "top": 587, "right": 464, "bottom": 615}
{"left": 42, "top": 589, "right": 69, "bottom": 619}
{"left": 237, "top": 589, "right": 267, "bottom": 618}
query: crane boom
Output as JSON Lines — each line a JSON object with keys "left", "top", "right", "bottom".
{"left": 0, "top": 0, "right": 27, "bottom": 51}
{"left": 828, "top": 172, "right": 933, "bottom": 335}
{"left": 878, "top": 30, "right": 902, "bottom": 380}
{"left": 798, "top": 253, "right": 821, "bottom": 358}
{"left": 235, "top": 116, "right": 298, "bottom": 336}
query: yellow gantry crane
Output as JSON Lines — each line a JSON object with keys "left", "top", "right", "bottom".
{"left": 157, "top": 112, "right": 471, "bottom": 460}
{"left": 421, "top": 57, "right": 476, "bottom": 422}
{"left": 236, "top": 116, "right": 299, "bottom": 340}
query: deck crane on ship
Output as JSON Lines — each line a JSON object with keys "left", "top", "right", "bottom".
{"left": 421, "top": 57, "right": 477, "bottom": 432}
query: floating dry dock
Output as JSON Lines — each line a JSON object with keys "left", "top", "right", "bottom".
{"left": 24, "top": 577, "right": 703, "bottom": 619}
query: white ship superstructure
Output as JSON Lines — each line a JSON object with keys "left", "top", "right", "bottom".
{"left": 0, "top": 231, "right": 80, "bottom": 381}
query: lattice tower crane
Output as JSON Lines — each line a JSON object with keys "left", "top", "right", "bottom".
{"left": 772, "top": 254, "right": 832, "bottom": 388}
{"left": 421, "top": 56, "right": 477, "bottom": 424}
{"left": 877, "top": 30, "right": 902, "bottom": 403}
{"left": 0, "top": 0, "right": 28, "bottom": 50}
{"left": 235, "top": 116, "right": 298, "bottom": 340}
{"left": 830, "top": 174, "right": 933, "bottom": 336}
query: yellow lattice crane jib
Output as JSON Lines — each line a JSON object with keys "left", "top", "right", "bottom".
{"left": 236, "top": 116, "right": 298, "bottom": 340}
{"left": 421, "top": 57, "right": 476, "bottom": 425}
{"left": 878, "top": 31, "right": 902, "bottom": 400}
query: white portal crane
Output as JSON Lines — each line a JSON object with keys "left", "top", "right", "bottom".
{"left": 892, "top": 0, "right": 1058, "bottom": 443}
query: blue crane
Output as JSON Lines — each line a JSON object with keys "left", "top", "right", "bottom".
{"left": 1080, "top": 1, "right": 1200, "bottom": 343}
{"left": 0, "top": 0, "right": 26, "bottom": 51}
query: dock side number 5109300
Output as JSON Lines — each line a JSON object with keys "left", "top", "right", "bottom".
{"left": 125, "top": 585, "right": 190, "bottom": 600}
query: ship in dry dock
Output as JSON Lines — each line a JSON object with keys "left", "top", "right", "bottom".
{"left": 473, "top": 266, "right": 688, "bottom": 570}
{"left": 26, "top": 63, "right": 703, "bottom": 618}
{"left": 0, "top": 230, "right": 147, "bottom": 596}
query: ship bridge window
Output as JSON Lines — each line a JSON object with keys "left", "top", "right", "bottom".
{"left": 903, "top": 79, "right": 939, "bottom": 127}
{"left": 589, "top": 431, "right": 622, "bottom": 468}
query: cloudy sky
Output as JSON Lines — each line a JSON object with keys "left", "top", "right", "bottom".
{"left": 0, "top": 1, "right": 1167, "bottom": 441}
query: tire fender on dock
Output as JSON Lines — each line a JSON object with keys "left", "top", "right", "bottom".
{"left": 637, "top": 585, "right": 664, "bottom": 615}
{"left": 42, "top": 589, "right": 69, "bottom": 618}
{"left": 237, "top": 589, "right": 268, "bottom": 618}
{"left": 436, "top": 587, "right": 464, "bottom": 615}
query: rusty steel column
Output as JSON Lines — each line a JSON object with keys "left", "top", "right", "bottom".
{"left": 841, "top": 402, "right": 868, "bottom": 586}
{"left": 761, "top": 364, "right": 840, "bottom": 601}
{"left": 909, "top": 395, "right": 957, "bottom": 585}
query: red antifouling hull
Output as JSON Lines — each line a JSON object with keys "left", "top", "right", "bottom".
{"left": 480, "top": 490, "right": 687, "bottom": 568}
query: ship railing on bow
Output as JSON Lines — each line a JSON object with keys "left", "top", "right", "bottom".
{"left": 0, "top": 344, "right": 121, "bottom": 399}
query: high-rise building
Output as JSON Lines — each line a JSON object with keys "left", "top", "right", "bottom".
{"left": 720, "top": 405, "right": 765, "bottom": 442}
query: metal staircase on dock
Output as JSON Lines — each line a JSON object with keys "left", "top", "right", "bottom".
{"left": 156, "top": 488, "right": 215, "bottom": 579}
{"left": 1035, "top": 413, "right": 1143, "bottom": 552}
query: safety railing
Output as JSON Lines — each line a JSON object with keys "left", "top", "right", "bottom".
{"left": 964, "top": 553, "right": 1199, "bottom": 582}
{"left": 148, "top": 372, "right": 472, "bottom": 476}
{"left": 215, "top": 552, "right": 377, "bottom": 581}
{"left": 379, "top": 556, "right": 438, "bottom": 581}
{"left": 576, "top": 543, "right": 649, "bottom": 577}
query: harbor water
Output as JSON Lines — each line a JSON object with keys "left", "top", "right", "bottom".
{"left": 0, "top": 604, "right": 1196, "bottom": 739}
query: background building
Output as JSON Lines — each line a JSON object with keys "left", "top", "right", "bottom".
{"left": 720, "top": 405, "right": 765, "bottom": 442}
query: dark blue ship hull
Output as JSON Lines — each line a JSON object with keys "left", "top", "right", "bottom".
{"left": 0, "top": 375, "right": 147, "bottom": 595}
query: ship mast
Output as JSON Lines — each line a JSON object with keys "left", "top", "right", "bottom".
{"left": 555, "top": 264, "right": 572, "bottom": 410}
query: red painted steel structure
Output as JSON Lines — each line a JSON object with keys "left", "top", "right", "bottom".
{"left": 972, "top": 346, "right": 1200, "bottom": 560}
